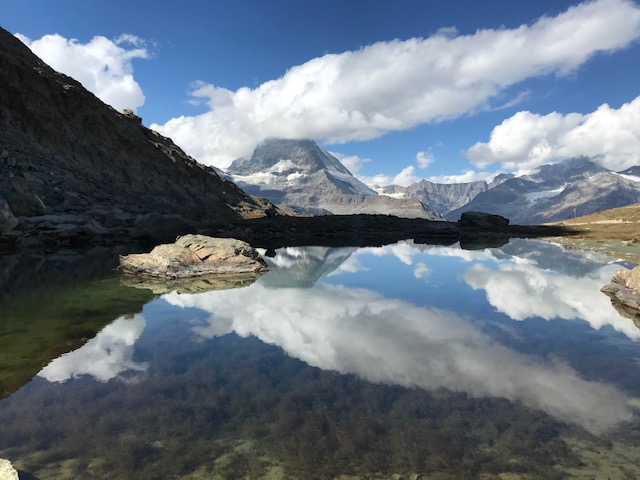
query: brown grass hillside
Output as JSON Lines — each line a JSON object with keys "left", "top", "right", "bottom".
{"left": 544, "top": 203, "right": 640, "bottom": 263}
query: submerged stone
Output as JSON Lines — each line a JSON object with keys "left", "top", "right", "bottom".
{"left": 118, "top": 234, "right": 268, "bottom": 278}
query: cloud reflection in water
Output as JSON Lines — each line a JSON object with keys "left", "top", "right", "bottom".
{"left": 464, "top": 261, "right": 640, "bottom": 339}
{"left": 38, "top": 315, "right": 148, "bottom": 383}
{"left": 165, "top": 275, "right": 635, "bottom": 434}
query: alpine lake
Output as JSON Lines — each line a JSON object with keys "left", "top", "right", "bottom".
{"left": 1, "top": 238, "right": 640, "bottom": 480}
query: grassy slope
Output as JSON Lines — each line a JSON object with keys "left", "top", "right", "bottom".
{"left": 544, "top": 203, "right": 640, "bottom": 263}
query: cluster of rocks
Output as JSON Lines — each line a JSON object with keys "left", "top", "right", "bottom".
{"left": 0, "top": 204, "right": 205, "bottom": 252}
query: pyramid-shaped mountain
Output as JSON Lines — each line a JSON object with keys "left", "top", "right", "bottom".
{"left": 228, "top": 138, "right": 443, "bottom": 219}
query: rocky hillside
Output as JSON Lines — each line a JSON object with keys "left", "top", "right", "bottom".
{"left": 227, "top": 138, "right": 443, "bottom": 220}
{"left": 0, "top": 26, "right": 274, "bottom": 246}
{"left": 447, "top": 158, "right": 640, "bottom": 224}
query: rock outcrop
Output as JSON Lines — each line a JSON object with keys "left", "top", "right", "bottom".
{"left": 602, "top": 266, "right": 640, "bottom": 314}
{"left": 119, "top": 235, "right": 268, "bottom": 278}
{"left": 459, "top": 211, "right": 510, "bottom": 229}
{"left": 0, "top": 26, "right": 276, "bottom": 250}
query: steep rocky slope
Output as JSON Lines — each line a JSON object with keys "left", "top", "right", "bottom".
{"left": 0, "top": 26, "right": 272, "bottom": 245}
{"left": 228, "top": 138, "right": 443, "bottom": 220}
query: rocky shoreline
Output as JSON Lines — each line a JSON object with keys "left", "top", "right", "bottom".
{"left": 0, "top": 209, "right": 576, "bottom": 255}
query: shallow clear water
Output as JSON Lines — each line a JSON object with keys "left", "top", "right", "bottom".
{"left": 1, "top": 239, "right": 640, "bottom": 479}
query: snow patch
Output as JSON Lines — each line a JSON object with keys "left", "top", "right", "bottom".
{"left": 371, "top": 186, "right": 407, "bottom": 199}
{"left": 524, "top": 185, "right": 566, "bottom": 204}
{"left": 614, "top": 172, "right": 640, "bottom": 183}
{"left": 287, "top": 172, "right": 303, "bottom": 181}
{"left": 232, "top": 171, "right": 278, "bottom": 186}
{"left": 232, "top": 159, "right": 304, "bottom": 186}
{"left": 269, "top": 159, "right": 298, "bottom": 174}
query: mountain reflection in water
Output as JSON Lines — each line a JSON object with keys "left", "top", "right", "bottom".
{"left": 1, "top": 239, "right": 639, "bottom": 479}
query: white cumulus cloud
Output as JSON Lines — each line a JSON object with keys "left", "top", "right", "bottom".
{"left": 358, "top": 165, "right": 423, "bottom": 187}
{"left": 330, "top": 152, "right": 371, "bottom": 175}
{"left": 426, "top": 170, "right": 500, "bottom": 184}
{"left": 152, "top": 0, "right": 640, "bottom": 168}
{"left": 16, "top": 32, "right": 149, "bottom": 112}
{"left": 466, "top": 96, "right": 640, "bottom": 171}
{"left": 416, "top": 150, "right": 434, "bottom": 169}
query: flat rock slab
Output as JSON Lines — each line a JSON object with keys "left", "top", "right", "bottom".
{"left": 601, "top": 266, "right": 640, "bottom": 315}
{"left": 119, "top": 235, "right": 268, "bottom": 278}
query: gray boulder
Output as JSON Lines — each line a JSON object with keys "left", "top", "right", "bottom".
{"left": 119, "top": 235, "right": 268, "bottom": 278}
{"left": 459, "top": 211, "right": 510, "bottom": 229}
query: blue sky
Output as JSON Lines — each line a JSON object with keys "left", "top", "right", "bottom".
{"left": 3, "top": 0, "right": 640, "bottom": 185}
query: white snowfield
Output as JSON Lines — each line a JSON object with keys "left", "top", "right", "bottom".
{"left": 523, "top": 185, "right": 566, "bottom": 204}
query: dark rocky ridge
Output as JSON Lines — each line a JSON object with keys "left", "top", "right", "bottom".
{"left": 0, "top": 26, "right": 274, "bottom": 246}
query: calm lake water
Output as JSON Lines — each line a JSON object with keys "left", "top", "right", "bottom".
{"left": 1, "top": 239, "right": 640, "bottom": 479}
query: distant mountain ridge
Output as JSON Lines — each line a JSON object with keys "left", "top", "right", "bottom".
{"left": 228, "top": 138, "right": 444, "bottom": 220}
{"left": 227, "top": 137, "right": 640, "bottom": 224}
{"left": 377, "top": 180, "right": 489, "bottom": 215}
{"left": 446, "top": 158, "right": 640, "bottom": 224}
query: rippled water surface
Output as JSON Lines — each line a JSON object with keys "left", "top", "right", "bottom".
{"left": 1, "top": 239, "right": 640, "bottom": 479}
